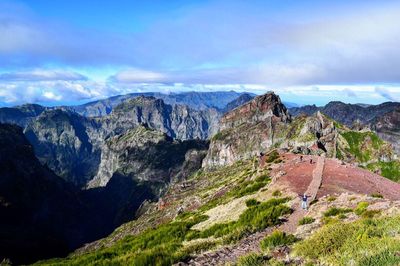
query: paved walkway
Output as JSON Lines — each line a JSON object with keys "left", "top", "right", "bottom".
{"left": 179, "top": 156, "right": 325, "bottom": 265}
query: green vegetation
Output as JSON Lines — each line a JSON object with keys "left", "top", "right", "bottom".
{"left": 295, "top": 216, "right": 400, "bottom": 265}
{"left": 354, "top": 201, "right": 369, "bottom": 215}
{"left": 246, "top": 198, "right": 260, "bottom": 207}
{"left": 370, "top": 193, "right": 383, "bottom": 198}
{"left": 196, "top": 160, "right": 265, "bottom": 212}
{"left": 367, "top": 161, "right": 400, "bottom": 182}
{"left": 179, "top": 240, "right": 218, "bottom": 256}
{"left": 237, "top": 253, "right": 266, "bottom": 266}
{"left": 265, "top": 150, "right": 280, "bottom": 163}
{"left": 188, "top": 198, "right": 291, "bottom": 242}
{"left": 36, "top": 215, "right": 207, "bottom": 266}
{"left": 260, "top": 230, "right": 297, "bottom": 251}
{"left": 361, "top": 210, "right": 381, "bottom": 219}
{"left": 323, "top": 207, "right": 352, "bottom": 217}
{"left": 211, "top": 129, "right": 230, "bottom": 141}
{"left": 298, "top": 217, "right": 315, "bottom": 225}
{"left": 272, "top": 190, "right": 282, "bottom": 197}
{"left": 327, "top": 196, "right": 336, "bottom": 202}
{"left": 341, "top": 131, "right": 383, "bottom": 162}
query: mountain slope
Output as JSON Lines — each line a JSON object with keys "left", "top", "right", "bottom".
{"left": 0, "top": 104, "right": 46, "bottom": 127}
{"left": 22, "top": 97, "right": 217, "bottom": 188}
{"left": 102, "top": 96, "right": 219, "bottom": 140}
{"left": 88, "top": 125, "right": 208, "bottom": 189}
{"left": 0, "top": 124, "right": 90, "bottom": 264}
{"left": 24, "top": 109, "right": 103, "bottom": 187}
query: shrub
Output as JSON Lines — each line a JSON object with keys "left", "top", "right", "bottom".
{"left": 362, "top": 210, "right": 381, "bottom": 219}
{"left": 327, "top": 196, "right": 336, "bottom": 202}
{"left": 246, "top": 199, "right": 260, "bottom": 207}
{"left": 260, "top": 230, "right": 297, "bottom": 251}
{"left": 237, "top": 253, "right": 265, "bottom": 266}
{"left": 222, "top": 227, "right": 251, "bottom": 245}
{"left": 266, "top": 150, "right": 280, "bottom": 163}
{"left": 178, "top": 240, "right": 218, "bottom": 256}
{"left": 294, "top": 216, "right": 400, "bottom": 265}
{"left": 272, "top": 190, "right": 282, "bottom": 197}
{"left": 294, "top": 222, "right": 357, "bottom": 259}
{"left": 354, "top": 201, "right": 369, "bottom": 216}
{"left": 255, "top": 174, "right": 269, "bottom": 182}
{"left": 187, "top": 198, "right": 291, "bottom": 242}
{"left": 370, "top": 193, "right": 383, "bottom": 199}
{"left": 321, "top": 216, "right": 340, "bottom": 225}
{"left": 324, "top": 207, "right": 352, "bottom": 217}
{"left": 298, "top": 217, "right": 315, "bottom": 225}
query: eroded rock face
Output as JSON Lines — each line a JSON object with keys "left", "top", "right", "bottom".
{"left": 371, "top": 109, "right": 400, "bottom": 155}
{"left": 203, "top": 92, "right": 396, "bottom": 168}
{"left": 220, "top": 93, "right": 291, "bottom": 130}
{"left": 24, "top": 109, "right": 103, "bottom": 187}
{"left": 88, "top": 125, "right": 209, "bottom": 192}
{"left": 100, "top": 96, "right": 220, "bottom": 140}
{"left": 203, "top": 92, "right": 291, "bottom": 167}
{"left": 22, "top": 97, "right": 218, "bottom": 188}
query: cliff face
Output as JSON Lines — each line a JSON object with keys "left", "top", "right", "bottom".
{"left": 370, "top": 108, "right": 400, "bottom": 154}
{"left": 20, "top": 97, "right": 217, "bottom": 188}
{"left": 203, "top": 93, "right": 291, "bottom": 167}
{"left": 88, "top": 125, "right": 208, "bottom": 191}
{"left": 24, "top": 109, "right": 103, "bottom": 187}
{"left": 203, "top": 92, "right": 396, "bottom": 169}
{"left": 101, "top": 96, "right": 220, "bottom": 140}
{"left": 0, "top": 124, "right": 88, "bottom": 264}
{"left": 290, "top": 102, "right": 400, "bottom": 156}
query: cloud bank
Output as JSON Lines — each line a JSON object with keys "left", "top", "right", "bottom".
{"left": 0, "top": 0, "right": 399, "bottom": 105}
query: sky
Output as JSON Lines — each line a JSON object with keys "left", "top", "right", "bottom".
{"left": 1, "top": 0, "right": 400, "bottom": 106}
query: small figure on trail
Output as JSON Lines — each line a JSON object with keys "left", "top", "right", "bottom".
{"left": 177, "top": 206, "right": 184, "bottom": 215}
{"left": 300, "top": 155, "right": 303, "bottom": 162}
{"left": 310, "top": 158, "right": 313, "bottom": 164}
{"left": 300, "top": 193, "right": 309, "bottom": 210}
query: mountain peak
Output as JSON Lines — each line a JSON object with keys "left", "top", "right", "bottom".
{"left": 221, "top": 92, "right": 291, "bottom": 129}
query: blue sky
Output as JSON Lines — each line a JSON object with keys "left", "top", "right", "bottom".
{"left": 0, "top": 0, "right": 400, "bottom": 106}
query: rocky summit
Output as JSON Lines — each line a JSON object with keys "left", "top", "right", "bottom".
{"left": 203, "top": 93, "right": 291, "bottom": 167}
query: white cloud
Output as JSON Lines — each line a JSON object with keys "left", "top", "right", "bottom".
{"left": 111, "top": 69, "right": 167, "bottom": 83}
{"left": 0, "top": 69, "right": 87, "bottom": 81}
{"left": 43, "top": 91, "right": 62, "bottom": 101}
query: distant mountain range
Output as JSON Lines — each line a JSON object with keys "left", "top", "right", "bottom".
{"left": 289, "top": 101, "right": 400, "bottom": 126}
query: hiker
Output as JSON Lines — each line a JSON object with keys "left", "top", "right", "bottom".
{"left": 300, "top": 194, "right": 309, "bottom": 210}
{"left": 300, "top": 155, "right": 303, "bottom": 162}
{"left": 310, "top": 158, "right": 313, "bottom": 164}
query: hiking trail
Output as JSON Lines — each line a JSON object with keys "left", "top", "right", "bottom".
{"left": 178, "top": 156, "right": 325, "bottom": 265}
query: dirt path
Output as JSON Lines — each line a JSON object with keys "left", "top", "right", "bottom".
{"left": 179, "top": 156, "right": 325, "bottom": 265}
{"left": 279, "top": 156, "right": 324, "bottom": 233}
{"left": 180, "top": 227, "right": 276, "bottom": 266}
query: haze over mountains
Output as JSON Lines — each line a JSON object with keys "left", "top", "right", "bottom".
{"left": 0, "top": 90, "right": 400, "bottom": 265}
